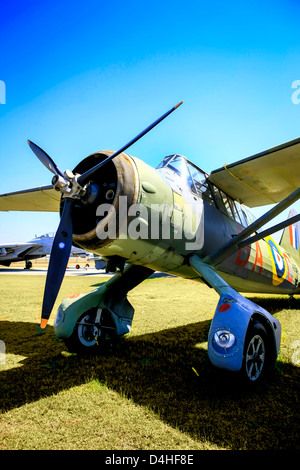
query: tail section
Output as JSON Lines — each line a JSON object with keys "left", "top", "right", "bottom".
{"left": 279, "top": 208, "right": 300, "bottom": 263}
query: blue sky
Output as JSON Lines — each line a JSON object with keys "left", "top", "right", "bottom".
{"left": 0, "top": 0, "right": 300, "bottom": 242}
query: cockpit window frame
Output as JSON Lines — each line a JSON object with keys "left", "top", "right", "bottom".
{"left": 157, "top": 154, "right": 214, "bottom": 204}
{"left": 157, "top": 154, "right": 257, "bottom": 229}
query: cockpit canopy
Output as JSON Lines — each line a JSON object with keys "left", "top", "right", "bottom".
{"left": 157, "top": 154, "right": 210, "bottom": 196}
{"left": 156, "top": 154, "right": 257, "bottom": 229}
{"left": 34, "top": 232, "right": 55, "bottom": 239}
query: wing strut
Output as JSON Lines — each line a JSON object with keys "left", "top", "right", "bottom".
{"left": 238, "top": 213, "right": 300, "bottom": 249}
{"left": 201, "top": 186, "right": 300, "bottom": 267}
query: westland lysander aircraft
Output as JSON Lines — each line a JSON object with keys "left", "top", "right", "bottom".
{"left": 1, "top": 101, "right": 300, "bottom": 384}
{"left": 0, "top": 232, "right": 88, "bottom": 269}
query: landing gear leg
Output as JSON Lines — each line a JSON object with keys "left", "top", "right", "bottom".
{"left": 25, "top": 260, "right": 32, "bottom": 269}
{"left": 55, "top": 263, "right": 155, "bottom": 354}
{"left": 188, "top": 254, "right": 281, "bottom": 384}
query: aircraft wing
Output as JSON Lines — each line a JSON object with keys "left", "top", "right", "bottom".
{"left": 208, "top": 137, "right": 300, "bottom": 207}
{"left": 0, "top": 185, "right": 60, "bottom": 212}
{"left": 0, "top": 242, "right": 43, "bottom": 260}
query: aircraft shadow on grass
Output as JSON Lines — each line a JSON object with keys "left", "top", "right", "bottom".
{"left": 0, "top": 304, "right": 299, "bottom": 450}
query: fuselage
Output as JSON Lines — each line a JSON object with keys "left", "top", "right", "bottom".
{"left": 68, "top": 151, "right": 300, "bottom": 295}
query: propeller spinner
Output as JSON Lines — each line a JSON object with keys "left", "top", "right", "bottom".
{"left": 28, "top": 101, "right": 183, "bottom": 328}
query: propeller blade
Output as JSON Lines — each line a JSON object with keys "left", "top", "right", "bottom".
{"left": 40, "top": 198, "right": 73, "bottom": 328}
{"left": 78, "top": 101, "right": 183, "bottom": 187}
{"left": 28, "top": 140, "right": 65, "bottom": 178}
{"left": 35, "top": 101, "right": 183, "bottom": 328}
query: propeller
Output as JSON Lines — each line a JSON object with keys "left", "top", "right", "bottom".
{"left": 27, "top": 140, "right": 65, "bottom": 178}
{"left": 40, "top": 198, "right": 73, "bottom": 329}
{"left": 29, "top": 101, "right": 183, "bottom": 328}
{"left": 77, "top": 101, "right": 183, "bottom": 187}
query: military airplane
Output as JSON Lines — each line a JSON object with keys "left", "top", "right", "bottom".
{"left": 87, "top": 254, "right": 108, "bottom": 271}
{"left": 1, "top": 101, "right": 300, "bottom": 385}
{"left": 0, "top": 232, "right": 88, "bottom": 269}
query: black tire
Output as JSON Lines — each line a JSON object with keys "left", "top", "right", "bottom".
{"left": 64, "top": 308, "right": 99, "bottom": 353}
{"left": 241, "top": 321, "right": 270, "bottom": 384}
{"left": 64, "top": 307, "right": 117, "bottom": 354}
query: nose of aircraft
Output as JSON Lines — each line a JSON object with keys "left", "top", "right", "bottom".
{"left": 68, "top": 150, "right": 139, "bottom": 250}
{"left": 28, "top": 101, "right": 183, "bottom": 328}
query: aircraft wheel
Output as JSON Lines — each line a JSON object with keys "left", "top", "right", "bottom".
{"left": 75, "top": 264, "right": 80, "bottom": 269}
{"left": 241, "top": 321, "right": 270, "bottom": 384}
{"left": 64, "top": 308, "right": 99, "bottom": 353}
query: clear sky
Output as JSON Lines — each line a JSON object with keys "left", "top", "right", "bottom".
{"left": 1, "top": 0, "right": 300, "bottom": 242}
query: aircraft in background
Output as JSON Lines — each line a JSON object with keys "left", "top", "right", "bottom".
{"left": 0, "top": 232, "right": 88, "bottom": 269}
{"left": 87, "top": 254, "right": 108, "bottom": 271}
{"left": 1, "top": 101, "right": 300, "bottom": 385}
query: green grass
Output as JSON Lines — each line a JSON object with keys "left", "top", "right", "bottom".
{"left": 0, "top": 274, "right": 299, "bottom": 450}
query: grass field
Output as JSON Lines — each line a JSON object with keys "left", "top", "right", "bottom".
{"left": 0, "top": 273, "right": 299, "bottom": 450}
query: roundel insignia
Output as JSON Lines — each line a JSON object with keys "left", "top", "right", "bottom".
{"left": 266, "top": 236, "right": 287, "bottom": 286}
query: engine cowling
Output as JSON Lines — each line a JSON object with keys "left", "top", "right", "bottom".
{"left": 59, "top": 150, "right": 202, "bottom": 274}
{"left": 60, "top": 151, "right": 139, "bottom": 252}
